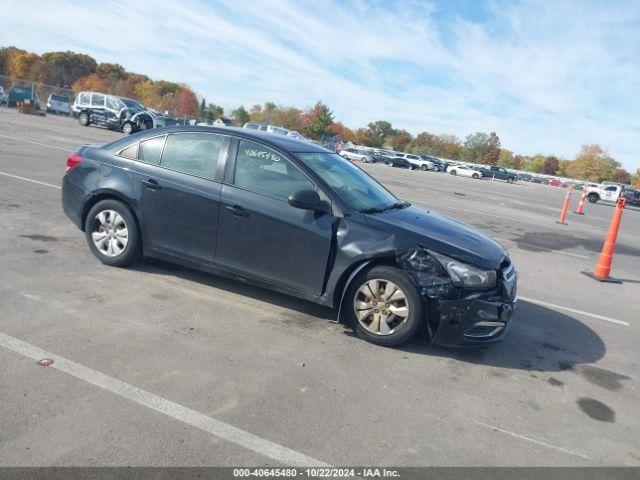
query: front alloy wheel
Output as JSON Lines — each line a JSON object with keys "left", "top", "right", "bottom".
{"left": 354, "top": 279, "right": 409, "bottom": 336}
{"left": 347, "top": 265, "right": 423, "bottom": 346}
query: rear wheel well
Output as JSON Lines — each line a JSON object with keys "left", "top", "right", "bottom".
{"left": 81, "top": 193, "right": 138, "bottom": 232}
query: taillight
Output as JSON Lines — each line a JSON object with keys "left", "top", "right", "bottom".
{"left": 66, "top": 152, "right": 82, "bottom": 172}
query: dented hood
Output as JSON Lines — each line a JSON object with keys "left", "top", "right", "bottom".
{"left": 364, "top": 204, "right": 507, "bottom": 270}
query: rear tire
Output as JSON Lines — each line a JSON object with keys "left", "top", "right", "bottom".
{"left": 122, "top": 122, "right": 135, "bottom": 135}
{"left": 346, "top": 265, "right": 423, "bottom": 347}
{"left": 450, "top": 170, "right": 457, "bottom": 175}
{"left": 421, "top": 165, "right": 428, "bottom": 171}
{"left": 472, "top": 173, "right": 480, "bottom": 179}
{"left": 84, "top": 199, "right": 142, "bottom": 267}
{"left": 588, "top": 193, "right": 599, "bottom": 203}
{"left": 507, "top": 177, "right": 514, "bottom": 183}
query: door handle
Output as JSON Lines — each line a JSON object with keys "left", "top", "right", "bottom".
{"left": 141, "top": 179, "right": 161, "bottom": 191}
{"left": 225, "top": 204, "right": 250, "bottom": 218}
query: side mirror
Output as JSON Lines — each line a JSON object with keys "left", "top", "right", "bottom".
{"left": 288, "top": 189, "right": 329, "bottom": 213}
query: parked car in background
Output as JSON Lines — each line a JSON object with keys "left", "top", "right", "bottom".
{"left": 46, "top": 94, "right": 71, "bottom": 115}
{"left": 7, "top": 85, "right": 40, "bottom": 108}
{"left": 422, "top": 156, "right": 448, "bottom": 172}
{"left": 72, "top": 91, "right": 181, "bottom": 134}
{"left": 339, "top": 148, "right": 373, "bottom": 163}
{"left": 448, "top": 165, "right": 482, "bottom": 178}
{"left": 0, "top": 86, "right": 8, "bottom": 105}
{"left": 479, "top": 166, "right": 517, "bottom": 183}
{"left": 395, "top": 153, "right": 433, "bottom": 171}
{"left": 61, "top": 126, "right": 517, "bottom": 347}
{"left": 385, "top": 156, "right": 412, "bottom": 168}
{"left": 368, "top": 152, "right": 393, "bottom": 164}
{"left": 547, "top": 179, "right": 563, "bottom": 187}
{"left": 517, "top": 173, "right": 533, "bottom": 182}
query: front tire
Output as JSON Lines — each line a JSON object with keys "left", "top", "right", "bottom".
{"left": 346, "top": 265, "right": 423, "bottom": 347}
{"left": 472, "top": 173, "right": 480, "bottom": 179}
{"left": 450, "top": 170, "right": 457, "bottom": 175}
{"left": 588, "top": 193, "right": 599, "bottom": 203}
{"left": 421, "top": 164, "right": 429, "bottom": 171}
{"left": 506, "top": 177, "right": 514, "bottom": 183}
{"left": 84, "top": 200, "right": 141, "bottom": 267}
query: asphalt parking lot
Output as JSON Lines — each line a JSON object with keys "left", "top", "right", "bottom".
{"left": 1, "top": 107, "right": 639, "bottom": 467}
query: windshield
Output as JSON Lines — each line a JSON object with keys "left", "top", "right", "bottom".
{"left": 296, "top": 152, "right": 400, "bottom": 211}
{"left": 119, "top": 98, "right": 146, "bottom": 112}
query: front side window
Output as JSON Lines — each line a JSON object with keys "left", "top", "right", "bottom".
{"left": 234, "top": 140, "right": 313, "bottom": 200}
{"left": 138, "top": 136, "right": 165, "bottom": 165}
{"left": 297, "top": 152, "right": 398, "bottom": 211}
{"left": 91, "top": 93, "right": 105, "bottom": 107}
{"left": 160, "top": 133, "right": 224, "bottom": 179}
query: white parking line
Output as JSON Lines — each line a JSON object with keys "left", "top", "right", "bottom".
{"left": 467, "top": 419, "right": 590, "bottom": 460}
{"left": 519, "top": 296, "right": 629, "bottom": 326}
{"left": 0, "top": 331, "right": 329, "bottom": 467}
{"left": 0, "top": 133, "right": 72, "bottom": 151}
{"left": 0, "top": 171, "right": 61, "bottom": 189}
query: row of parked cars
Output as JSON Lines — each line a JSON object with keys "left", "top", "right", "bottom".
{"left": 338, "top": 148, "right": 450, "bottom": 172}
{"left": 338, "top": 147, "right": 520, "bottom": 183}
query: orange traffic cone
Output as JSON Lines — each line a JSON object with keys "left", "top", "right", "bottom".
{"left": 574, "top": 190, "right": 587, "bottom": 215}
{"left": 582, "top": 197, "right": 626, "bottom": 283}
{"left": 556, "top": 185, "right": 573, "bottom": 225}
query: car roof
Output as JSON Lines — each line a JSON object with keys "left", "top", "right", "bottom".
{"left": 106, "top": 125, "right": 330, "bottom": 153}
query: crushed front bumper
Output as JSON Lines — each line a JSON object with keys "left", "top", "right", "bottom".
{"left": 429, "top": 293, "right": 517, "bottom": 345}
{"left": 426, "top": 261, "right": 518, "bottom": 346}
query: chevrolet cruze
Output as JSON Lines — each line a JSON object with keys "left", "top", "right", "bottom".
{"left": 62, "top": 126, "right": 517, "bottom": 347}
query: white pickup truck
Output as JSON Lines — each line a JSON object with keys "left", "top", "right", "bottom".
{"left": 586, "top": 184, "right": 622, "bottom": 203}
{"left": 586, "top": 184, "right": 640, "bottom": 206}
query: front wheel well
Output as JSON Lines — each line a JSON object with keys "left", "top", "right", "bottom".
{"left": 334, "top": 256, "right": 398, "bottom": 311}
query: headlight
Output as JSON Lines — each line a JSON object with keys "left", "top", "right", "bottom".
{"left": 430, "top": 251, "right": 497, "bottom": 290}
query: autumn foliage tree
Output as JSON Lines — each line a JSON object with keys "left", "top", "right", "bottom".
{"left": 301, "top": 101, "right": 335, "bottom": 139}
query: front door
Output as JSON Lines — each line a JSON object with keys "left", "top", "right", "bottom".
{"left": 215, "top": 139, "right": 333, "bottom": 296}
{"left": 133, "top": 132, "right": 228, "bottom": 263}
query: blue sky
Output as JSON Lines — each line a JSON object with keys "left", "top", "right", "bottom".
{"left": 2, "top": 0, "right": 639, "bottom": 170}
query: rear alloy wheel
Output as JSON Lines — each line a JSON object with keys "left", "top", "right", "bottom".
{"left": 85, "top": 200, "right": 141, "bottom": 267}
{"left": 78, "top": 112, "right": 90, "bottom": 126}
{"left": 450, "top": 170, "right": 457, "bottom": 175}
{"left": 421, "top": 164, "right": 429, "bottom": 171}
{"left": 472, "top": 173, "right": 480, "bottom": 179}
{"left": 348, "top": 266, "right": 422, "bottom": 347}
{"left": 434, "top": 166, "right": 441, "bottom": 172}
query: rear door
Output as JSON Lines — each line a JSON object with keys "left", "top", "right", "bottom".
{"left": 131, "top": 132, "right": 228, "bottom": 263}
{"left": 215, "top": 138, "right": 333, "bottom": 295}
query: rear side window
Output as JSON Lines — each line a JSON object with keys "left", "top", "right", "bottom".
{"left": 160, "top": 133, "right": 224, "bottom": 179}
{"left": 233, "top": 140, "right": 313, "bottom": 201}
{"left": 77, "top": 92, "right": 90, "bottom": 105}
{"left": 119, "top": 143, "right": 138, "bottom": 159}
{"left": 138, "top": 136, "right": 165, "bottom": 165}
{"left": 91, "top": 93, "right": 105, "bottom": 107}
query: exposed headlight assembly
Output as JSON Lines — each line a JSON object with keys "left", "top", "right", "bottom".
{"left": 430, "top": 251, "right": 497, "bottom": 290}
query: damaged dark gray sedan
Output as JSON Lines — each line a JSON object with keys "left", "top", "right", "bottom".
{"left": 61, "top": 126, "right": 517, "bottom": 347}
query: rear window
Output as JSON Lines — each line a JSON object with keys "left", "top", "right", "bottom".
{"left": 138, "top": 136, "right": 166, "bottom": 165}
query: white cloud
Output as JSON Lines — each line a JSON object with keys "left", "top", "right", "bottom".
{"left": 1, "top": 0, "right": 638, "bottom": 170}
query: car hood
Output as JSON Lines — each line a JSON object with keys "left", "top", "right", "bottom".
{"left": 364, "top": 204, "right": 507, "bottom": 270}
